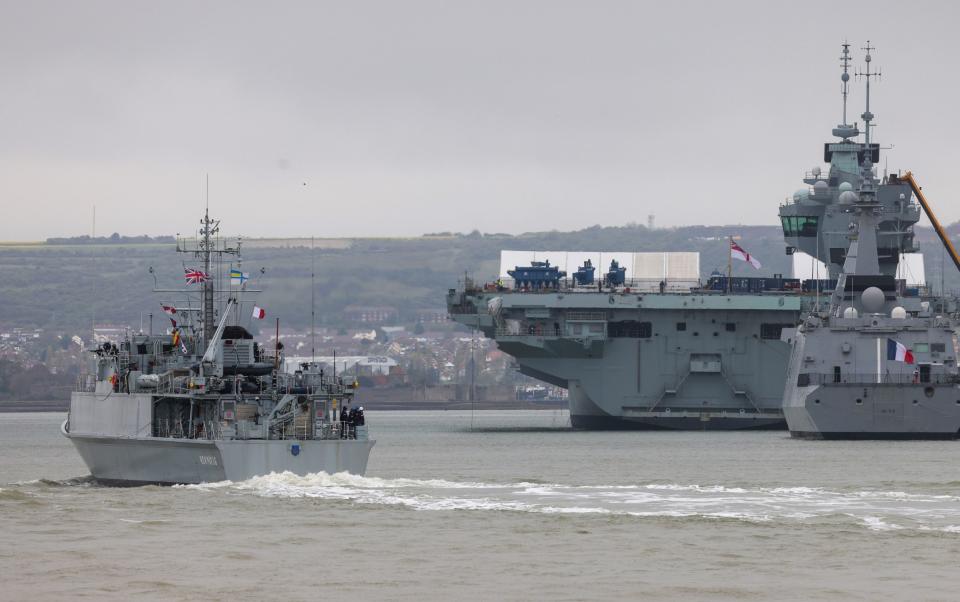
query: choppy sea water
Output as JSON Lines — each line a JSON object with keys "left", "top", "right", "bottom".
{"left": 3, "top": 410, "right": 960, "bottom": 600}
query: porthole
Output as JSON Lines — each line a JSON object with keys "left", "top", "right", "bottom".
{"left": 925, "top": 387, "right": 935, "bottom": 398}
{"left": 912, "top": 399, "right": 919, "bottom": 405}
{"left": 814, "top": 399, "right": 821, "bottom": 404}
{"left": 855, "top": 398, "right": 863, "bottom": 405}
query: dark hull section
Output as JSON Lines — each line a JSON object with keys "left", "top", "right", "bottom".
{"left": 791, "top": 431, "right": 960, "bottom": 441}
{"left": 571, "top": 414, "right": 786, "bottom": 431}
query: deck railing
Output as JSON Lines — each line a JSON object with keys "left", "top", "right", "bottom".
{"left": 799, "top": 372, "right": 959, "bottom": 386}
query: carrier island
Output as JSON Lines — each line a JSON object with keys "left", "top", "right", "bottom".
{"left": 447, "top": 43, "right": 954, "bottom": 430}
{"left": 63, "top": 210, "right": 374, "bottom": 484}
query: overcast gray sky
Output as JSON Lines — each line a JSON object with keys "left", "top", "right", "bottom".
{"left": 1, "top": 1, "right": 958, "bottom": 240}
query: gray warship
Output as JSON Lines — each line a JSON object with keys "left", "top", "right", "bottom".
{"left": 63, "top": 210, "right": 374, "bottom": 484}
{"left": 446, "top": 43, "right": 935, "bottom": 430}
{"left": 783, "top": 44, "right": 960, "bottom": 439}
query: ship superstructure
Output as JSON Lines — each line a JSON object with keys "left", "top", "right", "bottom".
{"left": 782, "top": 164, "right": 960, "bottom": 438}
{"left": 63, "top": 210, "right": 374, "bottom": 484}
{"left": 447, "top": 43, "right": 938, "bottom": 430}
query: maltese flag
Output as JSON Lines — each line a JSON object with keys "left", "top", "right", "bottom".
{"left": 730, "top": 240, "right": 762, "bottom": 270}
{"left": 252, "top": 306, "right": 266, "bottom": 320}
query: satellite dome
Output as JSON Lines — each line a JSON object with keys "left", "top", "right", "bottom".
{"left": 861, "top": 286, "right": 884, "bottom": 313}
{"left": 793, "top": 189, "right": 810, "bottom": 202}
{"left": 838, "top": 182, "right": 854, "bottom": 192}
{"left": 842, "top": 72, "right": 850, "bottom": 82}
{"left": 838, "top": 190, "right": 859, "bottom": 204}
{"left": 812, "top": 166, "right": 822, "bottom": 177}
{"left": 843, "top": 307, "right": 859, "bottom": 319}
{"left": 813, "top": 181, "right": 828, "bottom": 194}
{"left": 891, "top": 306, "right": 907, "bottom": 319}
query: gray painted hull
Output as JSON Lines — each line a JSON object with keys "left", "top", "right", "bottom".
{"left": 783, "top": 385, "right": 960, "bottom": 440}
{"left": 62, "top": 421, "right": 375, "bottom": 485}
{"left": 449, "top": 289, "right": 801, "bottom": 430}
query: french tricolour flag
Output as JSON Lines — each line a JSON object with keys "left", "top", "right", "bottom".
{"left": 886, "top": 338, "right": 914, "bottom": 364}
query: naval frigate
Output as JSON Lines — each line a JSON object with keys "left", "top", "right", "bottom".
{"left": 447, "top": 42, "right": 932, "bottom": 430}
{"left": 63, "top": 210, "right": 374, "bottom": 485}
{"left": 782, "top": 43, "right": 960, "bottom": 439}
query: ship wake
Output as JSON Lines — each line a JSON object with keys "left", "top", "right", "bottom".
{"left": 179, "top": 472, "right": 960, "bottom": 533}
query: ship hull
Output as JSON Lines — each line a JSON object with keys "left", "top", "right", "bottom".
{"left": 570, "top": 413, "right": 785, "bottom": 430}
{"left": 783, "top": 386, "right": 960, "bottom": 441}
{"left": 62, "top": 421, "right": 375, "bottom": 485}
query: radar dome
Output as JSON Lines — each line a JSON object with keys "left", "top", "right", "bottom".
{"left": 843, "top": 307, "right": 859, "bottom": 319}
{"left": 813, "top": 181, "right": 828, "bottom": 194}
{"left": 839, "top": 190, "right": 859, "bottom": 204}
{"left": 861, "top": 286, "right": 884, "bottom": 313}
{"left": 793, "top": 189, "right": 810, "bottom": 202}
{"left": 891, "top": 306, "right": 907, "bottom": 319}
{"left": 838, "top": 182, "right": 854, "bottom": 193}
{"left": 812, "top": 166, "right": 822, "bottom": 177}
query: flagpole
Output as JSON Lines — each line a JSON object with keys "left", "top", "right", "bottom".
{"left": 727, "top": 236, "right": 733, "bottom": 293}
{"left": 275, "top": 317, "right": 280, "bottom": 374}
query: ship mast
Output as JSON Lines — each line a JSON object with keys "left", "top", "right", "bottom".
{"left": 856, "top": 41, "right": 881, "bottom": 203}
{"left": 831, "top": 42, "right": 859, "bottom": 141}
{"left": 200, "top": 205, "right": 219, "bottom": 345}
{"left": 840, "top": 41, "right": 851, "bottom": 127}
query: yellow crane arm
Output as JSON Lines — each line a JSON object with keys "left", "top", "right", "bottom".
{"left": 901, "top": 171, "right": 960, "bottom": 274}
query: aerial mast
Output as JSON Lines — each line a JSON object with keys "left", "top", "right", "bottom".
{"left": 831, "top": 42, "right": 860, "bottom": 141}
{"left": 858, "top": 41, "right": 879, "bottom": 151}
{"left": 856, "top": 41, "right": 881, "bottom": 202}
{"left": 840, "top": 42, "right": 851, "bottom": 126}
{"left": 200, "top": 191, "right": 220, "bottom": 345}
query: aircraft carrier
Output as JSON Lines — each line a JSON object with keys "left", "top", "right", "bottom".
{"left": 447, "top": 43, "right": 934, "bottom": 430}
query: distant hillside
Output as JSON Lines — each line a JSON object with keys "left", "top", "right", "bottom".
{"left": 2, "top": 222, "right": 958, "bottom": 335}
{"left": 46, "top": 233, "right": 176, "bottom": 245}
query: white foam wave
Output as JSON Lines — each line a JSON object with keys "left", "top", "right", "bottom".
{"left": 175, "top": 472, "right": 960, "bottom": 533}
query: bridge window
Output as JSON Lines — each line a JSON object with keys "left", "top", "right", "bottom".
{"left": 780, "top": 216, "right": 819, "bottom": 237}
{"left": 725, "top": 322, "right": 736, "bottom": 332}
{"left": 676, "top": 322, "right": 687, "bottom": 332}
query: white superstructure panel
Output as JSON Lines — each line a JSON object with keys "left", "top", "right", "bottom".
{"left": 791, "top": 250, "right": 925, "bottom": 286}
{"left": 896, "top": 253, "right": 925, "bottom": 287}
{"left": 791, "top": 251, "right": 829, "bottom": 280}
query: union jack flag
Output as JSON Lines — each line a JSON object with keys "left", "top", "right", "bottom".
{"left": 184, "top": 268, "right": 209, "bottom": 284}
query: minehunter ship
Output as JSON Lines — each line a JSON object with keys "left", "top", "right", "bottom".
{"left": 447, "top": 43, "right": 937, "bottom": 430}
{"left": 63, "top": 210, "right": 374, "bottom": 484}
